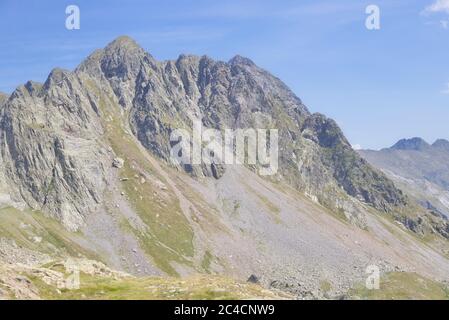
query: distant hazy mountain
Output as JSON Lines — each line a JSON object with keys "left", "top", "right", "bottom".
{"left": 359, "top": 138, "right": 449, "bottom": 218}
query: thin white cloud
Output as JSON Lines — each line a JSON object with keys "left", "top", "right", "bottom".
{"left": 352, "top": 144, "right": 362, "bottom": 150}
{"left": 422, "top": 1, "right": 449, "bottom": 29}
{"left": 424, "top": 0, "right": 449, "bottom": 14}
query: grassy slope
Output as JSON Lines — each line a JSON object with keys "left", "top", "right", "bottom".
{"left": 349, "top": 272, "right": 449, "bottom": 300}
{"left": 0, "top": 206, "right": 99, "bottom": 260}
{"left": 24, "top": 268, "right": 290, "bottom": 300}
{"left": 89, "top": 80, "right": 195, "bottom": 276}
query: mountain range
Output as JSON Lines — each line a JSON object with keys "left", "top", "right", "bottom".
{"left": 1, "top": 36, "right": 449, "bottom": 299}
{"left": 360, "top": 137, "right": 449, "bottom": 221}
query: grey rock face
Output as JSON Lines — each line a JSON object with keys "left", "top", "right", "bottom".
{"left": 76, "top": 36, "right": 405, "bottom": 213}
{"left": 300, "top": 113, "right": 406, "bottom": 211}
{"left": 0, "top": 36, "right": 405, "bottom": 232}
{"left": 0, "top": 69, "right": 109, "bottom": 231}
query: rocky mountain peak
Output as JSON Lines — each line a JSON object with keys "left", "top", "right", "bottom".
{"left": 228, "top": 55, "right": 256, "bottom": 67}
{"left": 43, "top": 68, "right": 71, "bottom": 90}
{"left": 106, "top": 35, "right": 140, "bottom": 49}
{"left": 302, "top": 113, "right": 350, "bottom": 148}
{"left": 432, "top": 139, "right": 449, "bottom": 151}
{"left": 0, "top": 92, "right": 8, "bottom": 107}
{"left": 87, "top": 36, "right": 406, "bottom": 211}
{"left": 77, "top": 36, "right": 153, "bottom": 77}
{"left": 391, "top": 137, "right": 430, "bottom": 151}
{"left": 102, "top": 36, "right": 148, "bottom": 61}
{"left": 24, "top": 81, "right": 43, "bottom": 96}
{"left": 76, "top": 36, "right": 157, "bottom": 109}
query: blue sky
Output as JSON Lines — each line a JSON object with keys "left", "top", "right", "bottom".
{"left": 0, "top": 0, "right": 448, "bottom": 149}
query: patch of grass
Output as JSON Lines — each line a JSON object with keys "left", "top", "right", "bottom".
{"left": 349, "top": 272, "right": 449, "bottom": 300}
{"left": 27, "top": 272, "right": 289, "bottom": 300}
{"left": 334, "top": 207, "right": 348, "bottom": 222}
{"left": 120, "top": 159, "right": 194, "bottom": 275}
{"left": 201, "top": 250, "right": 213, "bottom": 272}
{"left": 376, "top": 213, "right": 408, "bottom": 244}
{"left": 0, "top": 207, "right": 99, "bottom": 260}
{"left": 320, "top": 280, "right": 332, "bottom": 293}
{"left": 257, "top": 193, "right": 280, "bottom": 215}
{"left": 91, "top": 85, "right": 194, "bottom": 275}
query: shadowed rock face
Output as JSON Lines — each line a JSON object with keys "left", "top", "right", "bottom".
{"left": 0, "top": 36, "right": 405, "bottom": 233}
